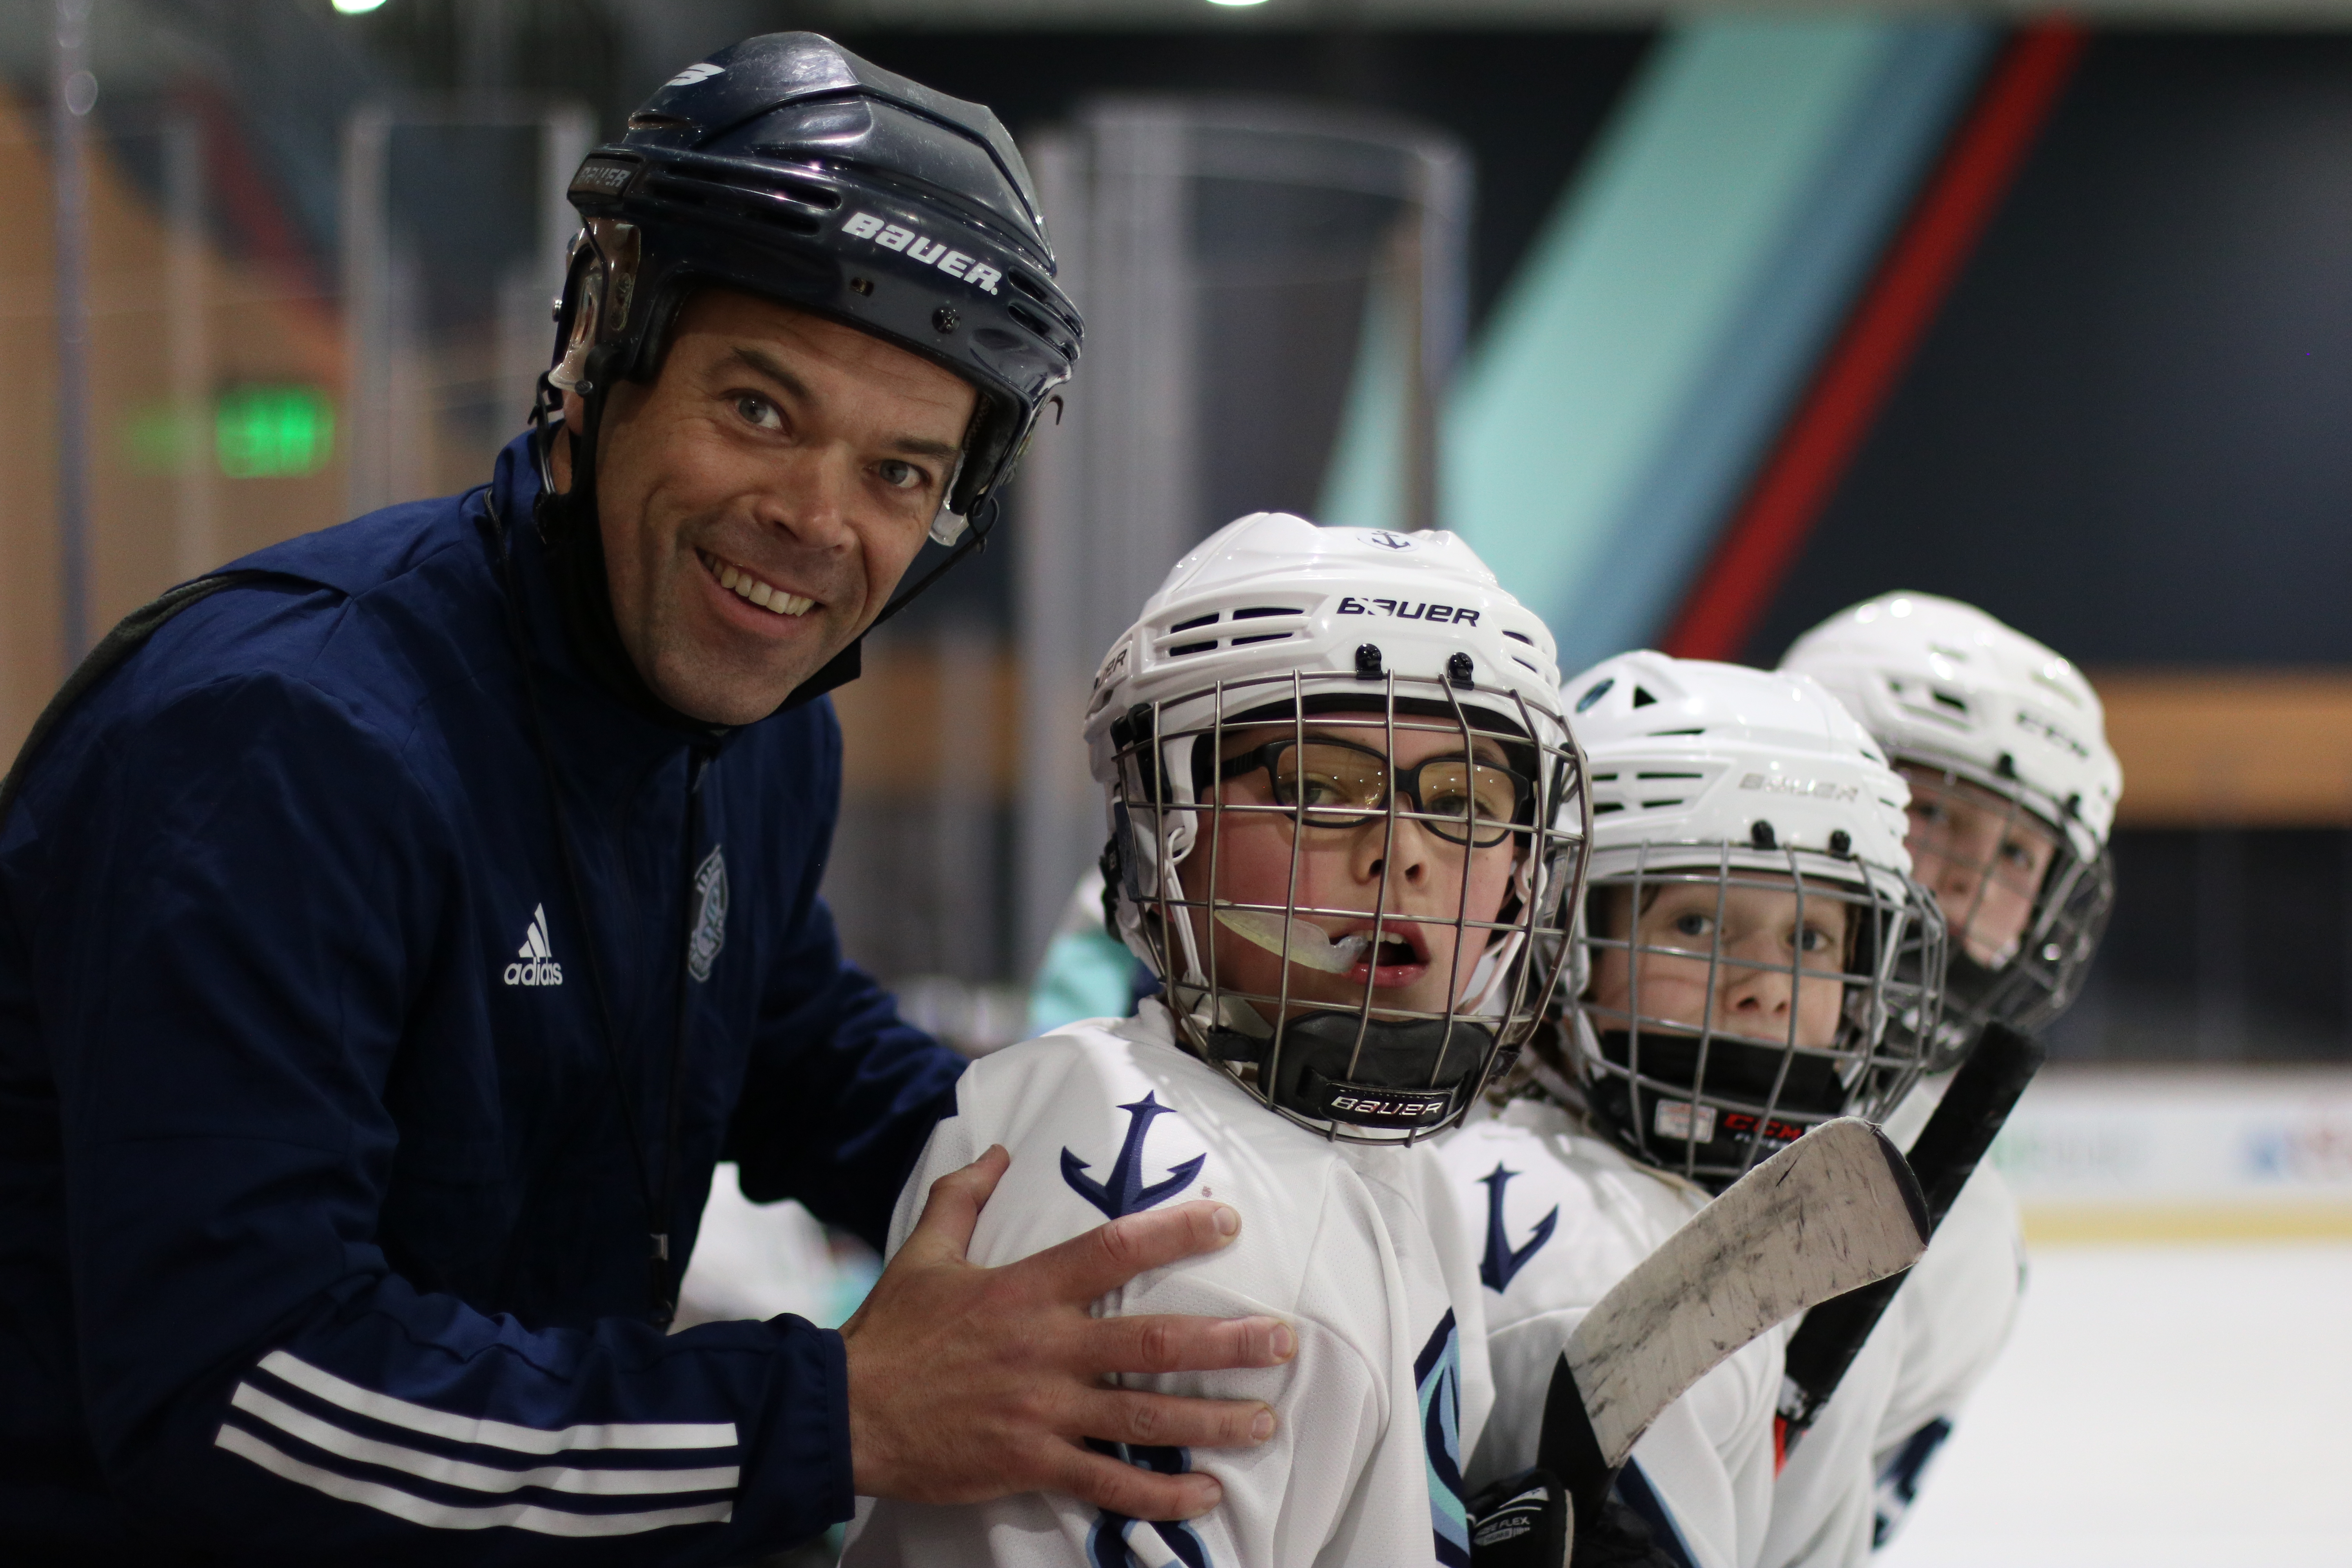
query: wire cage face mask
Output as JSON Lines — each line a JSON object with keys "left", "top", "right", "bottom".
{"left": 1104, "top": 670, "right": 1590, "bottom": 1145}
{"left": 1571, "top": 841, "right": 1945, "bottom": 1190}
{"left": 1896, "top": 761, "right": 2114, "bottom": 1061}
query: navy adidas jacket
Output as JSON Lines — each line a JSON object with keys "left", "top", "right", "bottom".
{"left": 0, "top": 436, "right": 965, "bottom": 1563}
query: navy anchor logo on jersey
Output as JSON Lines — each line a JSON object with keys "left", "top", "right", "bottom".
{"left": 1062, "top": 1093, "right": 1205, "bottom": 1219}
{"left": 1477, "top": 1164, "right": 1559, "bottom": 1292}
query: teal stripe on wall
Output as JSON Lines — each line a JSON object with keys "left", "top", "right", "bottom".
{"left": 1443, "top": 18, "right": 1991, "bottom": 674}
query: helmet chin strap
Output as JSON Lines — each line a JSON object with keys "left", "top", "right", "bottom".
{"left": 528, "top": 364, "right": 727, "bottom": 736}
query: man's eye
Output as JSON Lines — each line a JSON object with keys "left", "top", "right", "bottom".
{"left": 734, "top": 394, "right": 782, "bottom": 431}
{"left": 1797, "top": 925, "right": 1837, "bottom": 953}
{"left": 1670, "top": 912, "right": 1711, "bottom": 939}
{"left": 877, "top": 459, "right": 926, "bottom": 491}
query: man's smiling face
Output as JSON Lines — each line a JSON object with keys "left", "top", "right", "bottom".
{"left": 554, "top": 289, "right": 979, "bottom": 725}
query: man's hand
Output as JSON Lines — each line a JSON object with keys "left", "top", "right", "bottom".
{"left": 842, "top": 1145, "right": 1295, "bottom": 1521}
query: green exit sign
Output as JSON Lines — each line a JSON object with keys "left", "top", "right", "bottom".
{"left": 123, "top": 387, "right": 337, "bottom": 479}
{"left": 216, "top": 386, "right": 335, "bottom": 478}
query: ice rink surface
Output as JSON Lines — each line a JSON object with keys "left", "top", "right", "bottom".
{"left": 1879, "top": 1240, "right": 2352, "bottom": 1568}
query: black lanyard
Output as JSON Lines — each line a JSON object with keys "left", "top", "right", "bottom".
{"left": 481, "top": 489, "right": 705, "bottom": 1327}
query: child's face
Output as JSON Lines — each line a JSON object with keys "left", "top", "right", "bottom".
{"left": 1898, "top": 768, "right": 2060, "bottom": 969}
{"left": 1586, "top": 877, "right": 1852, "bottom": 1051}
{"left": 1180, "top": 713, "right": 1525, "bottom": 1022}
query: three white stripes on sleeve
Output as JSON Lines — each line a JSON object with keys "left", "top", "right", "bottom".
{"left": 213, "top": 1350, "right": 740, "bottom": 1536}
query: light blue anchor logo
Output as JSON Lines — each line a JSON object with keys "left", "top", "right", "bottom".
{"left": 1478, "top": 1163, "right": 1558, "bottom": 1292}
{"left": 1062, "top": 1093, "right": 1206, "bottom": 1220}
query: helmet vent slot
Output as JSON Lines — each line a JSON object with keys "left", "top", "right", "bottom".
{"left": 1169, "top": 641, "right": 1216, "bottom": 657}
{"left": 1232, "top": 606, "right": 1300, "bottom": 620}
{"left": 628, "top": 113, "right": 695, "bottom": 132}
{"left": 646, "top": 176, "right": 824, "bottom": 234}
{"left": 1004, "top": 303, "right": 1064, "bottom": 350}
{"left": 1635, "top": 771, "right": 1701, "bottom": 780}
{"left": 733, "top": 162, "right": 844, "bottom": 208}
{"left": 1632, "top": 686, "right": 1658, "bottom": 708}
{"left": 1168, "top": 613, "right": 1218, "bottom": 633}
{"left": 1503, "top": 630, "right": 1535, "bottom": 645}
{"left": 1230, "top": 633, "right": 1292, "bottom": 647}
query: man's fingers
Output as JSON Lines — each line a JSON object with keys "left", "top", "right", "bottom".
{"left": 1069, "top": 1387, "right": 1277, "bottom": 1453}
{"left": 1020, "top": 1200, "right": 1240, "bottom": 1301}
{"left": 1042, "top": 1442, "right": 1223, "bottom": 1522}
{"left": 893, "top": 1145, "right": 1010, "bottom": 1269}
{"left": 1081, "top": 1312, "right": 1297, "bottom": 1377}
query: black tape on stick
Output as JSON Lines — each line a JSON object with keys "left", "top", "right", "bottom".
{"left": 1776, "top": 1023, "right": 2046, "bottom": 1442}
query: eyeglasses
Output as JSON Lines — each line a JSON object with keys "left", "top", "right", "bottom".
{"left": 1216, "top": 736, "right": 1530, "bottom": 848}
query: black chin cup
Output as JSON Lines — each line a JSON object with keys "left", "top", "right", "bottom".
{"left": 1207, "top": 1011, "right": 1493, "bottom": 1131}
{"left": 1589, "top": 1029, "right": 1847, "bottom": 1189}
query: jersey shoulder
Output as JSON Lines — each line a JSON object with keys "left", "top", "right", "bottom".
{"left": 950, "top": 1013, "right": 1381, "bottom": 1320}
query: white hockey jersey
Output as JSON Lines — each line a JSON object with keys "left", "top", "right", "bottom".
{"left": 842, "top": 1005, "right": 1494, "bottom": 1568}
{"left": 1760, "top": 1151, "right": 2025, "bottom": 1568}
{"left": 1436, "top": 1098, "right": 1782, "bottom": 1568}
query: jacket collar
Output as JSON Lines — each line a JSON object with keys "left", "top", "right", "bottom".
{"left": 477, "top": 436, "right": 730, "bottom": 794}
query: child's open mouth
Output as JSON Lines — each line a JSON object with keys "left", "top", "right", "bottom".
{"left": 1347, "top": 925, "right": 1431, "bottom": 987}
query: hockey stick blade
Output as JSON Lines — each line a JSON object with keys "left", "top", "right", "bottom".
{"left": 1777, "top": 1022, "right": 2046, "bottom": 1439}
{"left": 1537, "top": 1117, "right": 1928, "bottom": 1512}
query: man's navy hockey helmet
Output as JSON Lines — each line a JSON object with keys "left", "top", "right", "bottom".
{"left": 550, "top": 33, "right": 1082, "bottom": 523}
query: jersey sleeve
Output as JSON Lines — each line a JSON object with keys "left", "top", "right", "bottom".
{"left": 9, "top": 674, "right": 853, "bottom": 1564}
{"left": 1866, "top": 1165, "right": 2025, "bottom": 1548}
{"left": 1109, "top": 1175, "right": 1393, "bottom": 1568}
{"left": 727, "top": 697, "right": 966, "bottom": 1252}
{"left": 1760, "top": 1308, "right": 1902, "bottom": 1568}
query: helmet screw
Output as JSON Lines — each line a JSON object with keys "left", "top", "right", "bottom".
{"left": 1750, "top": 820, "right": 1777, "bottom": 850}
{"left": 1355, "top": 643, "right": 1384, "bottom": 680}
{"left": 849, "top": 276, "right": 874, "bottom": 296}
{"left": 1829, "top": 829, "right": 1852, "bottom": 855}
{"left": 1447, "top": 651, "right": 1474, "bottom": 689}
{"left": 933, "top": 305, "right": 960, "bottom": 333}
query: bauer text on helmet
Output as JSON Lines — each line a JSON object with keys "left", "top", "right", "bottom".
{"left": 1089, "top": 513, "right": 1591, "bottom": 1143}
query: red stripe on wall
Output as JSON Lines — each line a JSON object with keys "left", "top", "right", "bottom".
{"left": 1659, "top": 20, "right": 2090, "bottom": 661}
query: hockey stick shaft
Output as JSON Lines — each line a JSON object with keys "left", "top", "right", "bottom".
{"left": 1536, "top": 1119, "right": 1928, "bottom": 1519}
{"left": 1775, "top": 1022, "right": 2046, "bottom": 1439}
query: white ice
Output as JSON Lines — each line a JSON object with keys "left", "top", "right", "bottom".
{"left": 1879, "top": 1240, "right": 2352, "bottom": 1568}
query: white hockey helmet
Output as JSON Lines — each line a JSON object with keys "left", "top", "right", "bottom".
{"left": 1087, "top": 512, "right": 1590, "bottom": 1143}
{"left": 1779, "top": 592, "right": 2121, "bottom": 1047}
{"left": 1554, "top": 651, "right": 1945, "bottom": 1188}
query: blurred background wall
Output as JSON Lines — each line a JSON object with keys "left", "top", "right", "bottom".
{"left": 13, "top": 6, "right": 2352, "bottom": 1560}
{"left": 9, "top": 0, "right": 2352, "bottom": 1075}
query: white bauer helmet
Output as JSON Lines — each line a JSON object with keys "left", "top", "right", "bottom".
{"left": 1551, "top": 652, "right": 1945, "bottom": 1189}
{"left": 1779, "top": 592, "right": 2122, "bottom": 1054}
{"left": 1087, "top": 512, "right": 1590, "bottom": 1144}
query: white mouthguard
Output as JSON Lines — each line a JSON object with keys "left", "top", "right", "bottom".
{"left": 1214, "top": 909, "right": 1372, "bottom": 974}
